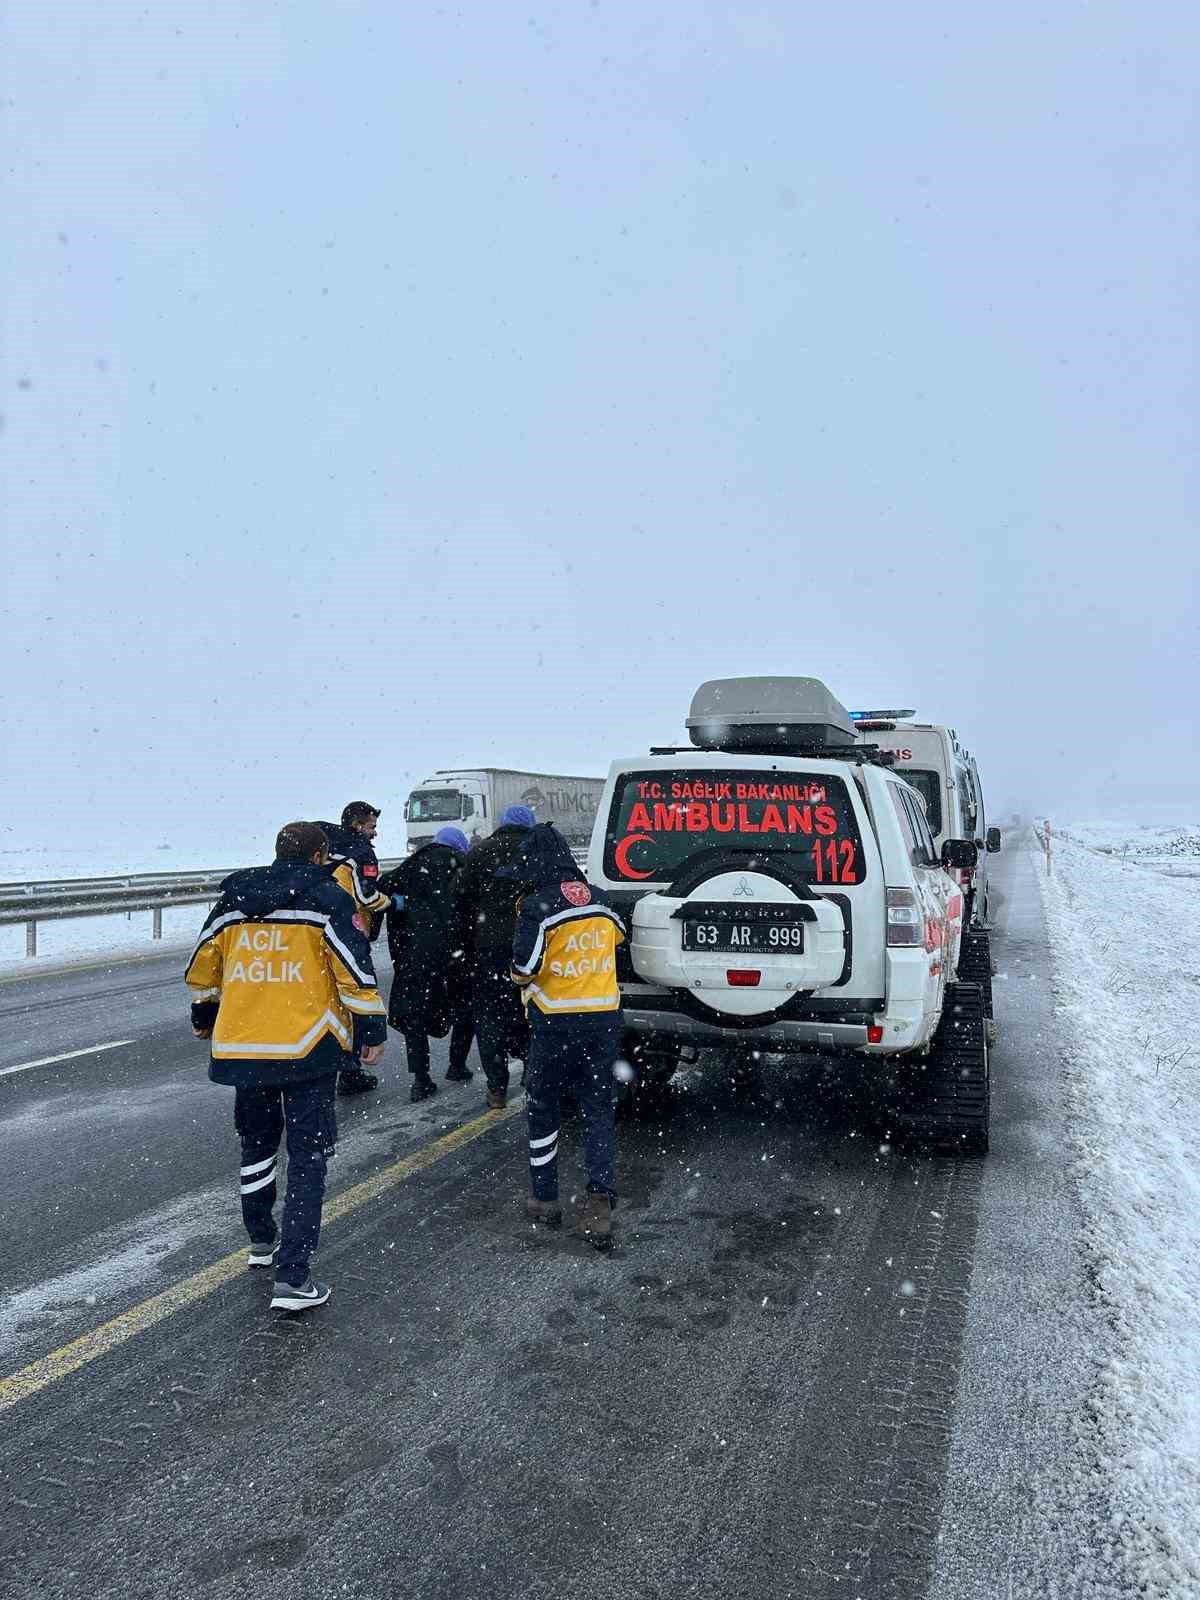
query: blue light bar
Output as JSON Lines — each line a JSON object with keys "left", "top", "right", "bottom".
{"left": 849, "top": 709, "right": 916, "bottom": 721}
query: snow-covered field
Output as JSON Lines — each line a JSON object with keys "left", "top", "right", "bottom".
{"left": 1040, "top": 825, "right": 1200, "bottom": 1594}
{"left": 1050, "top": 820, "right": 1200, "bottom": 877}
{"left": 0, "top": 840, "right": 266, "bottom": 883}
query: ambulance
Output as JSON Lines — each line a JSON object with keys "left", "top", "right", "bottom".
{"left": 848, "top": 713, "right": 1000, "bottom": 927}
{"left": 588, "top": 677, "right": 991, "bottom": 1154}
{"left": 850, "top": 713, "right": 1001, "bottom": 1023}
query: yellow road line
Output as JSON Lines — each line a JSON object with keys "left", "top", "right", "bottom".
{"left": 0, "top": 1101, "right": 522, "bottom": 1415}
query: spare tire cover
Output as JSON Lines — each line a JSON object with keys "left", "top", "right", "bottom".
{"left": 630, "top": 860, "right": 847, "bottom": 1019}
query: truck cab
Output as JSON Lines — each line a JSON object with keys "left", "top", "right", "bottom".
{"left": 404, "top": 772, "right": 490, "bottom": 851}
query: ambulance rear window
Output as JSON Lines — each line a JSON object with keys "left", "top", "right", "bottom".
{"left": 902, "top": 770, "right": 942, "bottom": 836}
{"left": 603, "top": 769, "right": 866, "bottom": 886}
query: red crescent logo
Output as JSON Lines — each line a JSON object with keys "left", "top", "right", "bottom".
{"left": 614, "top": 833, "right": 654, "bottom": 880}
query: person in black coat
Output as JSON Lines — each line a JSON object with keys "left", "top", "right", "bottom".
{"left": 379, "top": 828, "right": 473, "bottom": 1102}
{"left": 454, "top": 805, "right": 535, "bottom": 1108}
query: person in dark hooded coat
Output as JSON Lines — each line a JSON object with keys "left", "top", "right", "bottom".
{"left": 379, "top": 827, "right": 472, "bottom": 1102}
{"left": 454, "top": 803, "right": 535, "bottom": 1109}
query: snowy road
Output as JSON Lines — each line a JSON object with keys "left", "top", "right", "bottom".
{"left": 0, "top": 840, "right": 1164, "bottom": 1599}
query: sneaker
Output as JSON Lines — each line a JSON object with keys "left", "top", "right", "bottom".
{"left": 337, "top": 1069, "right": 379, "bottom": 1096}
{"left": 445, "top": 1065, "right": 474, "bottom": 1083}
{"left": 270, "top": 1277, "right": 332, "bottom": 1312}
{"left": 575, "top": 1192, "right": 615, "bottom": 1250}
{"left": 486, "top": 1087, "right": 507, "bottom": 1110}
{"left": 247, "top": 1241, "right": 277, "bottom": 1269}
{"left": 410, "top": 1075, "right": 438, "bottom": 1103}
{"left": 525, "top": 1197, "right": 562, "bottom": 1225}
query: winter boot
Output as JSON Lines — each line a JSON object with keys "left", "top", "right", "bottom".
{"left": 410, "top": 1074, "right": 438, "bottom": 1103}
{"left": 486, "top": 1087, "right": 507, "bottom": 1110}
{"left": 445, "top": 1064, "right": 474, "bottom": 1083}
{"left": 525, "top": 1196, "right": 563, "bottom": 1226}
{"left": 575, "top": 1192, "right": 615, "bottom": 1251}
{"left": 338, "top": 1068, "right": 379, "bottom": 1096}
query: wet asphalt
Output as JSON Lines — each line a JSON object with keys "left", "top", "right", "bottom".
{"left": 0, "top": 842, "right": 1080, "bottom": 1600}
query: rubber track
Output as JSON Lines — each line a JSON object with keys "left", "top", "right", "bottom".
{"left": 891, "top": 982, "right": 989, "bottom": 1155}
{"left": 956, "top": 928, "right": 994, "bottom": 1018}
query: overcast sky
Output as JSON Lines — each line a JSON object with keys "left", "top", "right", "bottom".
{"left": 2, "top": 1, "right": 1195, "bottom": 865}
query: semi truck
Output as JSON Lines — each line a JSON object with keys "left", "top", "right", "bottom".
{"left": 404, "top": 769, "right": 605, "bottom": 853}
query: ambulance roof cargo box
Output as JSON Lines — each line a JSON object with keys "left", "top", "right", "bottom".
{"left": 686, "top": 677, "right": 858, "bottom": 752}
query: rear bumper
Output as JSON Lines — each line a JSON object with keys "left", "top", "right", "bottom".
{"left": 622, "top": 1004, "right": 870, "bottom": 1053}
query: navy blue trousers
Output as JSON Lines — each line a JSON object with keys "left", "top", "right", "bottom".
{"left": 525, "top": 1015, "right": 619, "bottom": 1202}
{"left": 233, "top": 1079, "right": 337, "bottom": 1286}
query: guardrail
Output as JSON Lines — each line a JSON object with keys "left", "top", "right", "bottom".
{"left": 0, "top": 862, "right": 404, "bottom": 959}
{"left": 0, "top": 847, "right": 589, "bottom": 958}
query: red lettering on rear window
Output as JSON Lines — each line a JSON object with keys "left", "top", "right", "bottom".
{"left": 606, "top": 770, "right": 865, "bottom": 884}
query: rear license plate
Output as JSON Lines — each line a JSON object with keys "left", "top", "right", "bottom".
{"left": 681, "top": 920, "right": 806, "bottom": 954}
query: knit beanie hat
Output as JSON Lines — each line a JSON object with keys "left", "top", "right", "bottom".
{"left": 434, "top": 826, "right": 470, "bottom": 854}
{"left": 500, "top": 804, "right": 536, "bottom": 830}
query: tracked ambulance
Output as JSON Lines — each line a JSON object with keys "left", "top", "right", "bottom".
{"left": 850, "top": 711, "right": 1001, "bottom": 1020}
{"left": 587, "top": 677, "right": 990, "bottom": 1153}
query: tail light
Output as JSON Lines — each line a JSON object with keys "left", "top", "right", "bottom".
{"left": 886, "top": 888, "right": 923, "bottom": 947}
{"left": 866, "top": 1024, "right": 884, "bottom": 1044}
{"left": 727, "top": 970, "right": 761, "bottom": 987}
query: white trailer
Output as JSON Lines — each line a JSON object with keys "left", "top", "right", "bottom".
{"left": 403, "top": 769, "right": 605, "bottom": 852}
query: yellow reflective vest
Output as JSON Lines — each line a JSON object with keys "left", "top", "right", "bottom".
{"left": 186, "top": 859, "right": 386, "bottom": 1083}
{"left": 511, "top": 882, "right": 626, "bottom": 1017}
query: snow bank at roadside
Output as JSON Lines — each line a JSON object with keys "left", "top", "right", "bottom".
{"left": 1053, "top": 821, "right": 1200, "bottom": 873}
{"left": 1040, "top": 831, "right": 1200, "bottom": 1595}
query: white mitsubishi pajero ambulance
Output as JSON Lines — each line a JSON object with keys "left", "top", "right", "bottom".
{"left": 587, "top": 677, "right": 990, "bottom": 1153}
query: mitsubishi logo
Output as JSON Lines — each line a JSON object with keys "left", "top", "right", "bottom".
{"left": 732, "top": 877, "right": 755, "bottom": 897}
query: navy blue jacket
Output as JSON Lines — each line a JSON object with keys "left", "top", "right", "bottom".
{"left": 186, "top": 859, "right": 387, "bottom": 1088}
{"left": 502, "top": 826, "right": 625, "bottom": 1022}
